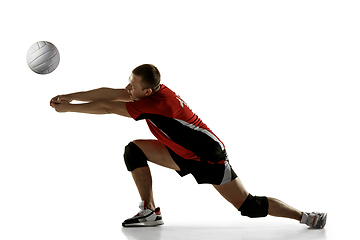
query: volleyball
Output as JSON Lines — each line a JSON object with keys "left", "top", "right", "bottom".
{"left": 26, "top": 41, "right": 60, "bottom": 74}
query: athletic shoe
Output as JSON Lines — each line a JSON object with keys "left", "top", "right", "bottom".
{"left": 300, "top": 212, "right": 327, "bottom": 229}
{"left": 122, "top": 201, "right": 164, "bottom": 227}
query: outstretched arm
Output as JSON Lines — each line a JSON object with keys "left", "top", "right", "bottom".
{"left": 51, "top": 88, "right": 132, "bottom": 103}
{"left": 50, "top": 100, "right": 131, "bottom": 118}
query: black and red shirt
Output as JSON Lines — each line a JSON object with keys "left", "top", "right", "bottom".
{"left": 126, "top": 85, "right": 226, "bottom": 163}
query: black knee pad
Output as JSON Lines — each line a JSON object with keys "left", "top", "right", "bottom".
{"left": 238, "top": 194, "right": 269, "bottom": 218}
{"left": 123, "top": 142, "right": 148, "bottom": 171}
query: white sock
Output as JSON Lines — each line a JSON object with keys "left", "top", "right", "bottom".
{"left": 300, "top": 212, "right": 308, "bottom": 224}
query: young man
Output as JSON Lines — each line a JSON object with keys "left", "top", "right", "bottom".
{"left": 50, "top": 64, "right": 327, "bottom": 229}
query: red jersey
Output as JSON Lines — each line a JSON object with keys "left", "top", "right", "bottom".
{"left": 126, "top": 85, "right": 226, "bottom": 163}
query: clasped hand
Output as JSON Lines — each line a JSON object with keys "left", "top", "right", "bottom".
{"left": 50, "top": 95, "right": 72, "bottom": 112}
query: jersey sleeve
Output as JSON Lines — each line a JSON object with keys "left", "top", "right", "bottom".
{"left": 126, "top": 98, "right": 159, "bottom": 120}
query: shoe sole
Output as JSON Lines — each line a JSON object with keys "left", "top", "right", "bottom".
{"left": 122, "top": 220, "right": 164, "bottom": 227}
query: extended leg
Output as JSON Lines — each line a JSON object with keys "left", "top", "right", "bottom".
{"left": 268, "top": 197, "right": 302, "bottom": 221}
{"left": 214, "top": 177, "right": 302, "bottom": 221}
{"left": 213, "top": 177, "right": 249, "bottom": 209}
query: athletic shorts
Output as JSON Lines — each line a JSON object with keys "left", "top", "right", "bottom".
{"left": 166, "top": 147, "right": 238, "bottom": 185}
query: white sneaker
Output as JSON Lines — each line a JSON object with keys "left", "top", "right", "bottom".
{"left": 122, "top": 201, "right": 164, "bottom": 227}
{"left": 300, "top": 212, "right": 327, "bottom": 229}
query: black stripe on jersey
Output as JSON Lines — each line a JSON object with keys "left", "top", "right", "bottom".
{"left": 137, "top": 114, "right": 226, "bottom": 163}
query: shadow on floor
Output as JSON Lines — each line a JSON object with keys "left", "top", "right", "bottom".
{"left": 122, "top": 224, "right": 327, "bottom": 240}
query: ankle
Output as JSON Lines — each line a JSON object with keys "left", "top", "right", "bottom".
{"left": 145, "top": 202, "right": 156, "bottom": 211}
{"left": 300, "top": 212, "right": 308, "bottom": 223}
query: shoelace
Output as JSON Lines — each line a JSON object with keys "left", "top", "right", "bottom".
{"left": 137, "top": 208, "right": 153, "bottom": 217}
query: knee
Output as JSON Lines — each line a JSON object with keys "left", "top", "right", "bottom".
{"left": 123, "top": 141, "right": 149, "bottom": 172}
{"left": 238, "top": 194, "right": 269, "bottom": 218}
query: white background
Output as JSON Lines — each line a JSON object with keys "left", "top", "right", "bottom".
{"left": 1, "top": 1, "right": 359, "bottom": 239}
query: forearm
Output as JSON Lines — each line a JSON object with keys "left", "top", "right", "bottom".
{"left": 57, "top": 101, "right": 131, "bottom": 117}
{"left": 66, "top": 88, "right": 131, "bottom": 102}
{"left": 66, "top": 101, "right": 111, "bottom": 114}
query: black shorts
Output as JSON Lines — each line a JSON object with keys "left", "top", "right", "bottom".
{"left": 166, "top": 147, "right": 238, "bottom": 185}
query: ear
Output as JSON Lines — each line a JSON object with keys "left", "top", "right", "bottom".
{"left": 144, "top": 88, "right": 153, "bottom": 96}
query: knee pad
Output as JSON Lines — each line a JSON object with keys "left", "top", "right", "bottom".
{"left": 238, "top": 194, "right": 269, "bottom": 218}
{"left": 123, "top": 142, "right": 148, "bottom": 171}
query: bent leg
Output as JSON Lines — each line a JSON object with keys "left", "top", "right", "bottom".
{"left": 125, "top": 139, "right": 180, "bottom": 210}
{"left": 132, "top": 139, "right": 181, "bottom": 171}
{"left": 131, "top": 167, "right": 156, "bottom": 210}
